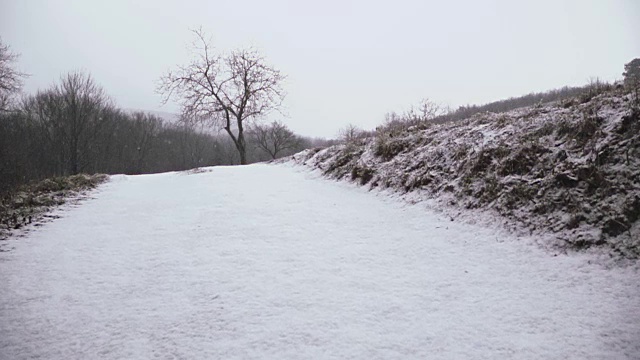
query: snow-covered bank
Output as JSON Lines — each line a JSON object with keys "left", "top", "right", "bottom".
{"left": 1, "top": 164, "right": 639, "bottom": 359}
{"left": 291, "top": 90, "right": 640, "bottom": 258}
{"left": 0, "top": 174, "right": 108, "bottom": 247}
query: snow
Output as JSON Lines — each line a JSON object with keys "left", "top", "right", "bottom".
{"left": 1, "top": 163, "right": 639, "bottom": 359}
{"left": 292, "top": 91, "right": 640, "bottom": 257}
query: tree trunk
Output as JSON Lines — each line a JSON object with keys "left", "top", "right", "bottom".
{"left": 236, "top": 129, "right": 247, "bottom": 165}
{"left": 70, "top": 138, "right": 79, "bottom": 175}
{"left": 239, "top": 148, "right": 247, "bottom": 165}
{"left": 237, "top": 137, "right": 247, "bottom": 165}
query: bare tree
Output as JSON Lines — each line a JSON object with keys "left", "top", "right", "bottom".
{"left": 0, "top": 38, "right": 28, "bottom": 112}
{"left": 249, "top": 120, "right": 300, "bottom": 159}
{"left": 130, "top": 112, "right": 163, "bottom": 173}
{"left": 401, "top": 98, "right": 444, "bottom": 125}
{"left": 58, "top": 72, "right": 111, "bottom": 174}
{"left": 379, "top": 98, "right": 445, "bottom": 135}
{"left": 418, "top": 98, "right": 444, "bottom": 121}
{"left": 21, "top": 89, "right": 68, "bottom": 175}
{"left": 338, "top": 124, "right": 365, "bottom": 143}
{"left": 23, "top": 71, "right": 111, "bottom": 175}
{"left": 158, "top": 29, "right": 285, "bottom": 165}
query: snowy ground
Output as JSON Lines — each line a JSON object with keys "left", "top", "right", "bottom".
{"left": 293, "top": 91, "right": 640, "bottom": 256}
{"left": 1, "top": 163, "right": 639, "bottom": 359}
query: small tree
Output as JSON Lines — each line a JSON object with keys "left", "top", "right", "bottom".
{"left": 418, "top": 98, "right": 443, "bottom": 121}
{"left": 158, "top": 29, "right": 286, "bottom": 165}
{"left": 0, "top": 38, "right": 28, "bottom": 112}
{"left": 129, "top": 112, "right": 163, "bottom": 173}
{"left": 249, "top": 120, "right": 300, "bottom": 160}
{"left": 338, "top": 124, "right": 364, "bottom": 143}
{"left": 22, "top": 71, "right": 111, "bottom": 175}
{"left": 404, "top": 98, "right": 444, "bottom": 124}
{"left": 623, "top": 58, "right": 640, "bottom": 107}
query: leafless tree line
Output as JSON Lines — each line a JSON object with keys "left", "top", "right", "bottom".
{"left": 0, "top": 36, "right": 332, "bottom": 195}
{"left": 430, "top": 81, "right": 623, "bottom": 125}
{"left": 338, "top": 77, "right": 630, "bottom": 145}
{"left": 0, "top": 71, "right": 321, "bottom": 195}
{"left": 0, "top": 73, "right": 229, "bottom": 194}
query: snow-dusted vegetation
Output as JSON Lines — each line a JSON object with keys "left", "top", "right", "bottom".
{"left": 291, "top": 87, "right": 640, "bottom": 258}
{"left": 3, "top": 2, "right": 640, "bottom": 357}
{"left": 0, "top": 174, "right": 108, "bottom": 245}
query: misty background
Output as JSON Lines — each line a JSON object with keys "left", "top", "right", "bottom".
{"left": 1, "top": 0, "right": 638, "bottom": 138}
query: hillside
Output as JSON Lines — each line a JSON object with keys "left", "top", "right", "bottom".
{"left": 290, "top": 88, "right": 640, "bottom": 258}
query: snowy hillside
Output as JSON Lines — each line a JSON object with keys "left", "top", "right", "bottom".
{"left": 1, "top": 165, "right": 639, "bottom": 359}
{"left": 291, "top": 89, "right": 640, "bottom": 258}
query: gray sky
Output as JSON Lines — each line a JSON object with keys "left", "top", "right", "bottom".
{"left": 1, "top": 0, "right": 638, "bottom": 138}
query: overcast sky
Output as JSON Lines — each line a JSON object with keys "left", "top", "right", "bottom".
{"left": 1, "top": 0, "right": 638, "bottom": 138}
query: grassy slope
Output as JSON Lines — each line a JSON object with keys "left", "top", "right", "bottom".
{"left": 0, "top": 174, "right": 109, "bottom": 243}
{"left": 292, "top": 89, "right": 640, "bottom": 258}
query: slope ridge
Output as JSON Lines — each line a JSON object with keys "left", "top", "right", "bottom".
{"left": 291, "top": 90, "right": 640, "bottom": 258}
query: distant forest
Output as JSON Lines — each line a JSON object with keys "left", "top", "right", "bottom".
{"left": 431, "top": 79, "right": 617, "bottom": 124}
{"left": 1, "top": 33, "right": 632, "bottom": 195}
{"left": 0, "top": 70, "right": 333, "bottom": 195}
{"left": 0, "top": 71, "right": 619, "bottom": 195}
{"left": 375, "top": 79, "right": 618, "bottom": 134}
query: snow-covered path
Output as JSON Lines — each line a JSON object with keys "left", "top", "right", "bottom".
{"left": 1, "top": 164, "right": 638, "bottom": 359}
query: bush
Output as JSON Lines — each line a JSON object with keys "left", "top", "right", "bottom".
{"left": 351, "top": 166, "right": 375, "bottom": 185}
{"left": 374, "top": 135, "right": 410, "bottom": 161}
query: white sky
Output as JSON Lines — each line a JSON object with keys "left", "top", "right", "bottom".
{"left": 1, "top": 0, "right": 638, "bottom": 138}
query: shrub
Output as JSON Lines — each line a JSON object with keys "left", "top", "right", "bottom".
{"left": 374, "top": 135, "right": 410, "bottom": 161}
